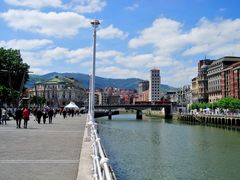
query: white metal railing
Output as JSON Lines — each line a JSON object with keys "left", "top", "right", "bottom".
{"left": 87, "top": 119, "right": 113, "bottom": 180}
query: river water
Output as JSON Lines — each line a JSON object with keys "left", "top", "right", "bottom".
{"left": 98, "top": 114, "right": 240, "bottom": 180}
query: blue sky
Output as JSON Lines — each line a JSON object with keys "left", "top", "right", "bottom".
{"left": 0, "top": 0, "right": 240, "bottom": 87}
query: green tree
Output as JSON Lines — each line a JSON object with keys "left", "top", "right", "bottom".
{"left": 0, "top": 48, "right": 30, "bottom": 105}
{"left": 29, "top": 96, "right": 46, "bottom": 107}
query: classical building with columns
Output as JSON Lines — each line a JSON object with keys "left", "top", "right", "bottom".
{"left": 28, "top": 76, "right": 86, "bottom": 107}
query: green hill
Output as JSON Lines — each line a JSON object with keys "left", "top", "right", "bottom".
{"left": 26, "top": 72, "right": 177, "bottom": 93}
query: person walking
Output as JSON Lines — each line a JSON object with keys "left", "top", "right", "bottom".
{"left": 22, "top": 107, "right": 30, "bottom": 128}
{"left": 2, "top": 107, "right": 8, "bottom": 125}
{"left": 15, "top": 107, "right": 22, "bottom": 128}
{"left": 0, "top": 107, "right": 2, "bottom": 125}
{"left": 36, "top": 109, "right": 42, "bottom": 124}
{"left": 48, "top": 108, "right": 53, "bottom": 124}
{"left": 42, "top": 110, "right": 47, "bottom": 124}
{"left": 63, "top": 109, "right": 67, "bottom": 119}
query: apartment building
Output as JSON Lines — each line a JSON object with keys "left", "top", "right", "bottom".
{"left": 149, "top": 68, "right": 161, "bottom": 101}
{"left": 221, "top": 61, "right": 240, "bottom": 98}
{"left": 207, "top": 56, "right": 240, "bottom": 102}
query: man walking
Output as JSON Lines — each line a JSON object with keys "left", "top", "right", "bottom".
{"left": 15, "top": 107, "right": 22, "bottom": 128}
{"left": 48, "top": 108, "right": 54, "bottom": 124}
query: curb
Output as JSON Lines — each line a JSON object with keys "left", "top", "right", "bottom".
{"left": 76, "top": 119, "right": 93, "bottom": 180}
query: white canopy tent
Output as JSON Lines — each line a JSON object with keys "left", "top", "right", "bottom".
{"left": 64, "top": 101, "right": 79, "bottom": 110}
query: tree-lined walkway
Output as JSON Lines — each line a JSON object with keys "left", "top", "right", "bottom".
{"left": 0, "top": 114, "right": 86, "bottom": 180}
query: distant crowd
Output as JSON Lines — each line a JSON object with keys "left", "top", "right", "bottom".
{"left": 0, "top": 106, "right": 82, "bottom": 129}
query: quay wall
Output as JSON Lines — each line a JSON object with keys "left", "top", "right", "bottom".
{"left": 178, "top": 114, "right": 240, "bottom": 127}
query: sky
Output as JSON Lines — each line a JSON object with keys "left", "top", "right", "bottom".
{"left": 0, "top": 0, "right": 240, "bottom": 87}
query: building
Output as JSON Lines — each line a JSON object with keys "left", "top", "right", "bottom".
{"left": 177, "top": 85, "right": 192, "bottom": 106}
{"left": 197, "top": 59, "right": 214, "bottom": 102}
{"left": 28, "top": 76, "right": 86, "bottom": 107}
{"left": 191, "top": 59, "right": 214, "bottom": 103}
{"left": 149, "top": 68, "right": 161, "bottom": 101}
{"left": 221, "top": 61, "right": 240, "bottom": 98}
{"left": 138, "top": 80, "right": 149, "bottom": 94}
{"left": 191, "top": 77, "right": 199, "bottom": 103}
{"left": 207, "top": 56, "right": 240, "bottom": 102}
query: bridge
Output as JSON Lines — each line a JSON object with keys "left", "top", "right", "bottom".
{"left": 93, "top": 102, "right": 173, "bottom": 120}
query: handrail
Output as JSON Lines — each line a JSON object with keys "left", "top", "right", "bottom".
{"left": 88, "top": 120, "right": 113, "bottom": 180}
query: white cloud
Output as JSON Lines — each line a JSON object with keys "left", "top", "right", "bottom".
{"left": 97, "top": 50, "right": 123, "bottom": 59}
{"left": 125, "top": 3, "right": 139, "bottom": 11}
{"left": 129, "top": 18, "right": 188, "bottom": 55}
{"left": 183, "top": 18, "right": 240, "bottom": 56}
{"left": 4, "top": 0, "right": 62, "bottom": 9}
{"left": 22, "top": 51, "right": 52, "bottom": 67}
{"left": 129, "top": 17, "right": 240, "bottom": 58}
{"left": 67, "top": 0, "right": 106, "bottom": 13}
{"left": 4, "top": 0, "right": 106, "bottom": 13}
{"left": 0, "top": 9, "right": 90, "bottom": 37}
{"left": 97, "top": 66, "right": 148, "bottom": 79}
{"left": 162, "top": 66, "right": 197, "bottom": 86}
{"left": 98, "top": 25, "right": 128, "bottom": 39}
{"left": 30, "top": 67, "right": 50, "bottom": 75}
{"left": 0, "top": 39, "right": 53, "bottom": 50}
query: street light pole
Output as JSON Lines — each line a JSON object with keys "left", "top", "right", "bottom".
{"left": 89, "top": 19, "right": 100, "bottom": 121}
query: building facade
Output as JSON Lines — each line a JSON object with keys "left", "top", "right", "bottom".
{"left": 138, "top": 80, "right": 149, "bottom": 94}
{"left": 207, "top": 56, "right": 240, "bottom": 102}
{"left": 191, "top": 77, "right": 199, "bottom": 103}
{"left": 177, "top": 85, "right": 192, "bottom": 106}
{"left": 149, "top": 68, "right": 161, "bottom": 101}
{"left": 197, "top": 59, "right": 214, "bottom": 102}
{"left": 28, "top": 76, "right": 86, "bottom": 107}
{"left": 221, "top": 61, "right": 240, "bottom": 98}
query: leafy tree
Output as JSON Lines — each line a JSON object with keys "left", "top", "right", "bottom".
{"left": 29, "top": 96, "right": 46, "bottom": 107}
{"left": 0, "top": 48, "right": 30, "bottom": 105}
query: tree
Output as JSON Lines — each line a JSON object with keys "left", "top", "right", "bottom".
{"left": 0, "top": 48, "right": 30, "bottom": 105}
{"left": 29, "top": 96, "right": 46, "bottom": 107}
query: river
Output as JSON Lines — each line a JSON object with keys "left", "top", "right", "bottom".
{"left": 97, "top": 114, "right": 240, "bottom": 180}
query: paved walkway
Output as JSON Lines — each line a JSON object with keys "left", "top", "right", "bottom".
{"left": 0, "top": 114, "right": 87, "bottom": 180}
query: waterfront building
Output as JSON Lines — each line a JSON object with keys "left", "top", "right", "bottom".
{"left": 138, "top": 80, "right": 149, "bottom": 94}
{"left": 137, "top": 80, "right": 149, "bottom": 102}
{"left": 191, "top": 77, "right": 199, "bottom": 103}
{"left": 177, "top": 85, "right": 192, "bottom": 112}
{"left": 149, "top": 68, "right": 161, "bottom": 101}
{"left": 198, "top": 59, "right": 214, "bottom": 102}
{"left": 28, "top": 76, "right": 86, "bottom": 107}
{"left": 221, "top": 61, "right": 240, "bottom": 98}
{"left": 191, "top": 59, "right": 214, "bottom": 103}
{"left": 207, "top": 56, "right": 240, "bottom": 102}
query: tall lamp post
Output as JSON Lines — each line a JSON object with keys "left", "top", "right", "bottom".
{"left": 89, "top": 19, "right": 100, "bottom": 121}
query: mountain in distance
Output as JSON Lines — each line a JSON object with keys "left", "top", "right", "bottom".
{"left": 26, "top": 72, "right": 178, "bottom": 93}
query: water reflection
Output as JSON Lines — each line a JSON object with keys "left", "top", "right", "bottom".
{"left": 98, "top": 114, "right": 240, "bottom": 180}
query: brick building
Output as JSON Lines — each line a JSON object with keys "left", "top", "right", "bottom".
{"left": 207, "top": 56, "right": 240, "bottom": 102}
{"left": 221, "top": 61, "right": 240, "bottom": 98}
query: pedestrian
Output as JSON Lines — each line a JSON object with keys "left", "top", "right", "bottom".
{"left": 36, "top": 109, "right": 42, "bottom": 124}
{"left": 15, "top": 107, "right": 22, "bottom": 128}
{"left": 0, "top": 107, "right": 2, "bottom": 125}
{"left": 2, "top": 107, "right": 8, "bottom": 125}
{"left": 63, "top": 109, "right": 67, "bottom": 119}
{"left": 42, "top": 110, "right": 47, "bottom": 124}
{"left": 22, "top": 107, "right": 30, "bottom": 128}
{"left": 48, "top": 108, "right": 53, "bottom": 124}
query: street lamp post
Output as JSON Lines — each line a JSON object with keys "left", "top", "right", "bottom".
{"left": 89, "top": 19, "right": 100, "bottom": 121}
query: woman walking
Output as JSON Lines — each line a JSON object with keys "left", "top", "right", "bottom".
{"left": 22, "top": 107, "right": 30, "bottom": 128}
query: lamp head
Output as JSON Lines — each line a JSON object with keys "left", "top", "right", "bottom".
{"left": 91, "top": 19, "right": 100, "bottom": 28}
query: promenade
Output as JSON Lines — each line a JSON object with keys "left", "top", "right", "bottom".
{"left": 0, "top": 114, "right": 87, "bottom": 180}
